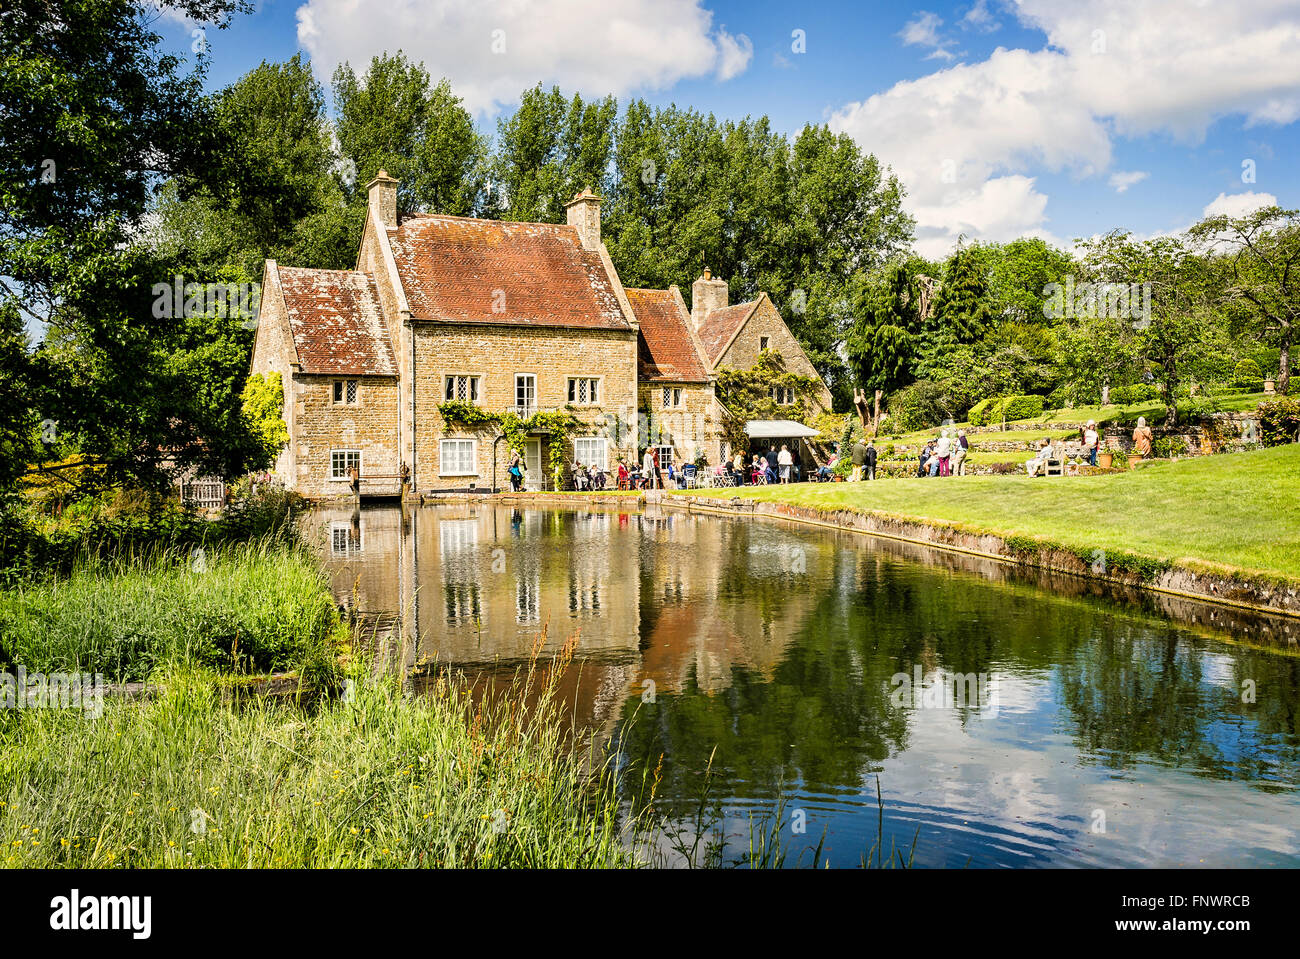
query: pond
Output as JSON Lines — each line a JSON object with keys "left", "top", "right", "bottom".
{"left": 305, "top": 503, "right": 1300, "bottom": 868}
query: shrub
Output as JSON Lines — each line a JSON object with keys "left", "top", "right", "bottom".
{"left": 1109, "top": 384, "right": 1160, "bottom": 405}
{"left": 967, "top": 398, "right": 997, "bottom": 427}
{"left": 1233, "top": 358, "right": 1263, "bottom": 389}
{"left": 1258, "top": 397, "right": 1300, "bottom": 447}
{"left": 1000, "top": 394, "right": 1045, "bottom": 421}
{"left": 884, "top": 380, "right": 955, "bottom": 432}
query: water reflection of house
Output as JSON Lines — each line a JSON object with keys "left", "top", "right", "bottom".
{"left": 634, "top": 513, "right": 826, "bottom": 695}
{"left": 305, "top": 505, "right": 830, "bottom": 734}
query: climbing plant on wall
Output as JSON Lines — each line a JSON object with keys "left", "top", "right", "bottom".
{"left": 713, "top": 350, "right": 821, "bottom": 451}
{"left": 240, "top": 372, "right": 290, "bottom": 469}
{"left": 438, "top": 401, "right": 583, "bottom": 482}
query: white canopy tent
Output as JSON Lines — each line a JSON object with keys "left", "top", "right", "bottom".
{"left": 744, "top": 419, "right": 820, "bottom": 439}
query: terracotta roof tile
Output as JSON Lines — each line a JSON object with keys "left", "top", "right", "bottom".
{"left": 696, "top": 300, "right": 760, "bottom": 366}
{"left": 389, "top": 216, "right": 633, "bottom": 331}
{"left": 278, "top": 267, "right": 396, "bottom": 376}
{"left": 626, "top": 288, "right": 709, "bottom": 383}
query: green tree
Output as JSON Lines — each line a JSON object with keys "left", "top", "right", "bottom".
{"left": 1189, "top": 206, "right": 1298, "bottom": 394}
{"left": 1078, "top": 232, "right": 1217, "bottom": 426}
{"left": 0, "top": 0, "right": 263, "bottom": 496}
{"left": 847, "top": 260, "right": 926, "bottom": 423}
{"left": 334, "top": 52, "right": 486, "bottom": 218}
{"left": 488, "top": 84, "right": 616, "bottom": 222}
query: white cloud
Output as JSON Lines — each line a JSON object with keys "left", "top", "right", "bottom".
{"left": 960, "top": 0, "right": 1001, "bottom": 32}
{"left": 295, "top": 0, "right": 752, "bottom": 116}
{"left": 899, "top": 12, "right": 957, "bottom": 61}
{"left": 1108, "top": 170, "right": 1148, "bottom": 193}
{"left": 832, "top": 0, "right": 1300, "bottom": 258}
{"left": 1202, "top": 191, "right": 1279, "bottom": 219}
{"left": 714, "top": 27, "right": 754, "bottom": 82}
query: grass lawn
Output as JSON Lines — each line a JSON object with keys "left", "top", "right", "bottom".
{"left": 880, "top": 392, "right": 1271, "bottom": 449}
{"left": 684, "top": 444, "right": 1300, "bottom": 583}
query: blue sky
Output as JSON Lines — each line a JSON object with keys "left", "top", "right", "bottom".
{"left": 155, "top": 0, "right": 1300, "bottom": 258}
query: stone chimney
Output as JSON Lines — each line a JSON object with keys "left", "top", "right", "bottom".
{"left": 366, "top": 169, "right": 399, "bottom": 226}
{"left": 564, "top": 188, "right": 602, "bottom": 251}
{"left": 690, "top": 268, "right": 729, "bottom": 329}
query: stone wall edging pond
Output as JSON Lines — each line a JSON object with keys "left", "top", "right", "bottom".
{"left": 660, "top": 494, "right": 1300, "bottom": 623}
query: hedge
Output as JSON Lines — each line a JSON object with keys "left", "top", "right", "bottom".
{"left": 1109, "top": 383, "right": 1160, "bottom": 405}
{"left": 1000, "top": 394, "right": 1045, "bottom": 421}
{"left": 967, "top": 398, "right": 998, "bottom": 427}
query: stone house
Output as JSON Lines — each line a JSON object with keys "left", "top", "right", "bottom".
{"left": 250, "top": 172, "right": 830, "bottom": 496}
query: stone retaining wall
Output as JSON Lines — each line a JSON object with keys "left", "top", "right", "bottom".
{"left": 661, "top": 493, "right": 1300, "bottom": 625}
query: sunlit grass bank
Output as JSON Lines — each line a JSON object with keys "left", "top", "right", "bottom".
{"left": 0, "top": 540, "right": 343, "bottom": 683}
{"left": 0, "top": 665, "right": 637, "bottom": 869}
{"left": 683, "top": 445, "right": 1300, "bottom": 584}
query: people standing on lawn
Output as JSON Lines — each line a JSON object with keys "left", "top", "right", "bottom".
{"left": 1132, "top": 417, "right": 1153, "bottom": 458}
{"left": 952, "top": 430, "right": 969, "bottom": 476}
{"left": 765, "top": 445, "right": 780, "bottom": 482}
{"left": 777, "top": 444, "right": 793, "bottom": 484}
{"left": 936, "top": 430, "right": 952, "bottom": 476}
{"left": 1084, "top": 420, "right": 1099, "bottom": 466}
{"left": 851, "top": 436, "right": 868, "bottom": 481}
{"left": 863, "top": 439, "right": 877, "bottom": 480}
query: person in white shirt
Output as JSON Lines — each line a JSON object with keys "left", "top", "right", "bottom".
{"left": 1083, "top": 420, "right": 1099, "bottom": 467}
{"left": 935, "top": 430, "right": 952, "bottom": 476}
{"left": 777, "top": 444, "right": 794, "bottom": 483}
{"left": 642, "top": 449, "right": 658, "bottom": 489}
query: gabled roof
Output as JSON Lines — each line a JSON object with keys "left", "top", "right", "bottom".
{"left": 278, "top": 267, "right": 396, "bottom": 376}
{"left": 388, "top": 215, "right": 634, "bottom": 331}
{"left": 697, "top": 299, "right": 761, "bottom": 366}
{"left": 626, "top": 288, "right": 710, "bottom": 383}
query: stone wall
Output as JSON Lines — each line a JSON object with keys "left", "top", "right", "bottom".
{"left": 638, "top": 381, "right": 725, "bottom": 467}
{"left": 715, "top": 297, "right": 833, "bottom": 411}
{"left": 290, "top": 374, "right": 401, "bottom": 499}
{"left": 248, "top": 263, "right": 296, "bottom": 487}
{"left": 412, "top": 323, "right": 639, "bottom": 490}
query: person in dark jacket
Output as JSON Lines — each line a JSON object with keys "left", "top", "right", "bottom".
{"left": 864, "top": 439, "right": 878, "bottom": 480}
{"left": 850, "top": 438, "right": 867, "bottom": 481}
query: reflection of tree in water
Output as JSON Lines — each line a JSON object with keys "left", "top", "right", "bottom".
{"left": 621, "top": 542, "right": 912, "bottom": 809}
{"left": 1055, "top": 624, "right": 1300, "bottom": 788}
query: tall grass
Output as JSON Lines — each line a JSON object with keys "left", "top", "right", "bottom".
{"left": 0, "top": 659, "right": 639, "bottom": 869}
{"left": 0, "top": 538, "right": 343, "bottom": 682}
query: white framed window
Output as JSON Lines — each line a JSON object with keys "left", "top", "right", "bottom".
{"left": 515, "top": 374, "right": 536, "bottom": 415}
{"left": 662, "top": 386, "right": 682, "bottom": 408}
{"left": 330, "top": 522, "right": 362, "bottom": 557}
{"left": 759, "top": 336, "right": 770, "bottom": 351}
{"left": 574, "top": 436, "right": 608, "bottom": 471}
{"left": 330, "top": 449, "right": 361, "bottom": 481}
{"left": 655, "top": 445, "right": 674, "bottom": 469}
{"left": 567, "top": 377, "right": 600, "bottom": 405}
{"left": 444, "top": 375, "right": 480, "bottom": 402}
{"left": 333, "top": 380, "right": 358, "bottom": 404}
{"left": 440, "top": 438, "right": 477, "bottom": 476}
{"left": 772, "top": 386, "right": 795, "bottom": 405}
